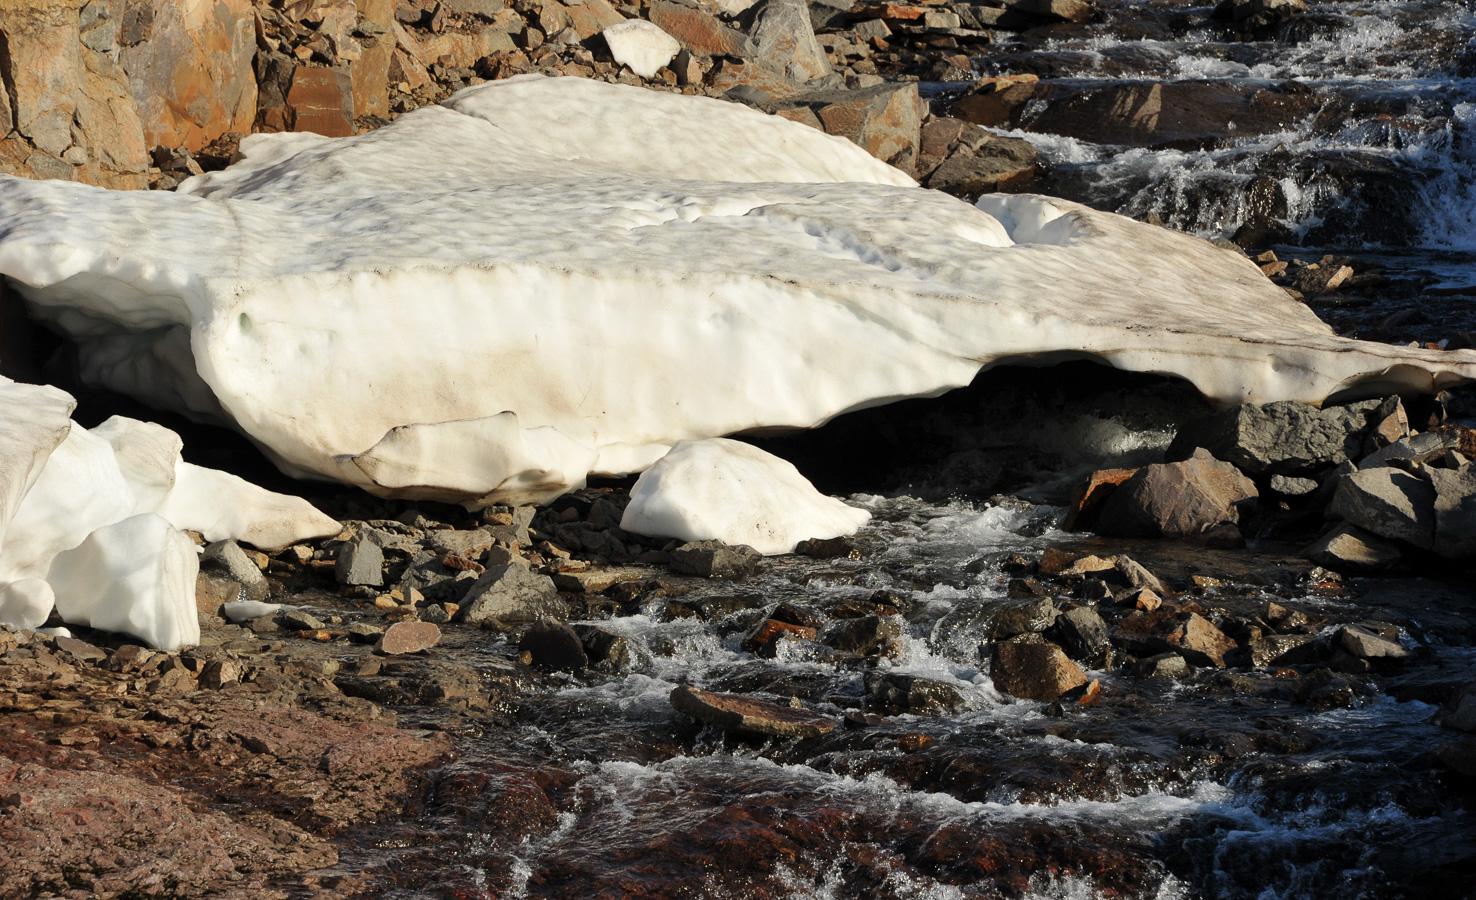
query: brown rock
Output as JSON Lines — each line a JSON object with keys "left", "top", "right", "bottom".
{"left": 1037, "top": 547, "right": 1078, "bottom": 576}
{"left": 950, "top": 80, "right": 1039, "bottom": 128}
{"left": 1096, "top": 450, "right": 1259, "bottom": 539}
{"left": 769, "top": 82, "right": 921, "bottom": 171}
{"left": 566, "top": 0, "right": 626, "bottom": 40}
{"left": 649, "top": 0, "right": 749, "bottom": 56}
{"left": 1063, "top": 467, "right": 1138, "bottom": 531}
{"left": 670, "top": 685, "right": 836, "bottom": 737}
{"left": 989, "top": 634, "right": 1089, "bottom": 701}
{"left": 709, "top": 59, "right": 805, "bottom": 100}
{"left": 518, "top": 619, "right": 588, "bottom": 671}
{"left": 741, "top": 617, "right": 817, "bottom": 656}
{"left": 196, "top": 571, "right": 244, "bottom": 617}
{"left": 118, "top": 0, "right": 257, "bottom": 152}
{"left": 375, "top": 621, "right": 442, "bottom": 655}
{"left": 287, "top": 65, "right": 356, "bottom": 137}
{"left": 1118, "top": 610, "right": 1237, "bottom": 667}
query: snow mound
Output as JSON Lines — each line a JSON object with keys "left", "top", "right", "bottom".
{"left": 0, "top": 75, "right": 1474, "bottom": 507}
{"left": 0, "top": 377, "right": 338, "bottom": 648}
{"left": 621, "top": 438, "right": 870, "bottom": 554}
{"left": 602, "top": 20, "right": 680, "bottom": 79}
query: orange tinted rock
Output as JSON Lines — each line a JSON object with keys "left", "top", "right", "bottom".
{"left": 118, "top": 0, "right": 257, "bottom": 152}
{"left": 649, "top": 0, "right": 750, "bottom": 56}
{"left": 1063, "top": 467, "right": 1138, "bottom": 531}
{"left": 740, "top": 618, "right": 817, "bottom": 655}
{"left": 288, "top": 66, "right": 356, "bottom": 137}
{"left": 567, "top": 0, "right": 626, "bottom": 39}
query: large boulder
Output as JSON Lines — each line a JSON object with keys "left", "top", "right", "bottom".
{"left": 989, "top": 633, "right": 1089, "bottom": 701}
{"left": 4, "top": 77, "right": 1476, "bottom": 507}
{"left": 1096, "top": 450, "right": 1259, "bottom": 539}
{"left": 1168, "top": 399, "right": 1382, "bottom": 477}
{"left": 1327, "top": 467, "right": 1436, "bottom": 550}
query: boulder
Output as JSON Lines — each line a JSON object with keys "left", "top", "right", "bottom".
{"left": 670, "top": 684, "right": 836, "bottom": 737}
{"left": 1336, "top": 624, "right": 1411, "bottom": 660}
{"left": 1052, "top": 606, "right": 1109, "bottom": 661}
{"left": 766, "top": 82, "right": 922, "bottom": 171}
{"left": 602, "top": 20, "right": 681, "bottom": 78}
{"left": 1429, "top": 463, "right": 1476, "bottom": 559}
{"left": 336, "top": 533, "right": 385, "bottom": 587}
{"left": 648, "top": 0, "right": 750, "bottom": 56}
{"left": 823, "top": 614, "right": 901, "bottom": 656}
{"left": 518, "top": 619, "right": 588, "bottom": 671}
{"left": 988, "top": 634, "right": 1089, "bottom": 701}
{"left": 202, "top": 539, "right": 269, "bottom": 602}
{"left": 286, "top": 65, "right": 357, "bottom": 137}
{"left": 668, "top": 540, "right": 762, "bottom": 578}
{"left": 1327, "top": 467, "right": 1436, "bottom": 549}
{"left": 458, "top": 563, "right": 567, "bottom": 628}
{"left": 1168, "top": 399, "right": 1381, "bottom": 477}
{"left": 866, "top": 672, "right": 966, "bottom": 715}
{"left": 988, "top": 598, "right": 1059, "bottom": 640}
{"left": 117, "top": 0, "right": 257, "bottom": 152}
{"left": 1062, "top": 467, "right": 1138, "bottom": 531}
{"left": 1117, "top": 610, "right": 1236, "bottom": 667}
{"left": 1096, "top": 450, "right": 1259, "bottom": 539}
{"left": 1303, "top": 522, "right": 1403, "bottom": 573}
{"left": 749, "top": 0, "right": 832, "bottom": 83}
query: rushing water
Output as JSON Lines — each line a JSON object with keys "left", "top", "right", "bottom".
{"left": 312, "top": 3, "right": 1476, "bottom": 896}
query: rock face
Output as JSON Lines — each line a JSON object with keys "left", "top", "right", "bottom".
{"left": 4, "top": 77, "right": 1476, "bottom": 507}
{"left": 1328, "top": 468, "right": 1436, "bottom": 550}
{"left": 1097, "top": 450, "right": 1259, "bottom": 539}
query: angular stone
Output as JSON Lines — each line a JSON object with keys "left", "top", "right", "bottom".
{"left": 377, "top": 620, "right": 441, "bottom": 655}
{"left": 1429, "top": 463, "right": 1476, "bottom": 559}
{"left": 1328, "top": 467, "right": 1436, "bottom": 549}
{"left": 573, "top": 623, "right": 631, "bottom": 670}
{"left": 53, "top": 635, "right": 106, "bottom": 663}
{"left": 1118, "top": 610, "right": 1236, "bottom": 667}
{"left": 741, "top": 617, "right": 817, "bottom": 655}
{"left": 1337, "top": 624, "right": 1411, "bottom": 659}
{"left": 669, "top": 540, "right": 761, "bottom": 578}
{"left": 824, "top": 614, "right": 900, "bottom": 656}
{"left": 458, "top": 563, "right": 567, "bottom": 628}
{"left": 1062, "top": 467, "right": 1137, "bottom": 531}
{"left": 1303, "top": 522, "right": 1403, "bottom": 573}
{"left": 1270, "top": 474, "right": 1319, "bottom": 496}
{"left": 950, "top": 80, "right": 1038, "bottom": 128}
{"left": 988, "top": 598, "right": 1058, "bottom": 640}
{"left": 195, "top": 571, "right": 244, "bottom": 617}
{"left": 1053, "top": 606, "right": 1109, "bottom": 660}
{"left": 1115, "top": 555, "right": 1170, "bottom": 595}
{"left": 336, "top": 534, "right": 385, "bottom": 587}
{"left": 550, "top": 567, "right": 647, "bottom": 593}
{"left": 281, "top": 608, "right": 326, "bottom": 631}
{"left": 518, "top": 619, "right": 586, "bottom": 671}
{"left": 866, "top": 672, "right": 966, "bottom": 715}
{"left": 566, "top": 0, "right": 626, "bottom": 40}
{"left": 671, "top": 684, "right": 836, "bottom": 737}
{"left": 648, "top": 0, "right": 750, "bottom": 56}
{"left": 1170, "top": 399, "right": 1381, "bottom": 477}
{"left": 287, "top": 65, "right": 355, "bottom": 137}
{"left": 118, "top": 0, "right": 258, "bottom": 151}
{"left": 749, "top": 0, "right": 831, "bottom": 83}
{"left": 989, "top": 634, "right": 1089, "bottom": 701}
{"left": 1131, "top": 651, "right": 1188, "bottom": 680}
{"left": 198, "top": 657, "right": 243, "bottom": 689}
{"left": 1248, "top": 633, "right": 1320, "bottom": 667}
{"left": 1097, "top": 450, "right": 1259, "bottom": 539}
{"left": 1007, "top": 0, "right": 1093, "bottom": 22}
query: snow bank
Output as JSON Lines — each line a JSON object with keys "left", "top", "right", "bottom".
{"left": 0, "top": 75, "right": 1474, "bottom": 509}
{"left": 0, "top": 377, "right": 338, "bottom": 647}
{"left": 621, "top": 438, "right": 871, "bottom": 555}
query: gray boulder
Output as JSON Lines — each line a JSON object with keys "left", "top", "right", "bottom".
{"left": 1327, "top": 467, "right": 1435, "bottom": 549}
{"left": 1168, "top": 399, "right": 1380, "bottom": 477}
{"left": 1303, "top": 522, "right": 1403, "bottom": 573}
{"left": 669, "top": 540, "right": 761, "bottom": 578}
{"left": 459, "top": 563, "right": 567, "bottom": 628}
{"left": 749, "top": 0, "right": 831, "bottom": 83}
{"left": 203, "top": 539, "right": 269, "bottom": 602}
{"left": 1429, "top": 463, "right": 1476, "bottom": 559}
{"left": 1097, "top": 449, "right": 1258, "bottom": 539}
{"left": 335, "top": 533, "right": 384, "bottom": 587}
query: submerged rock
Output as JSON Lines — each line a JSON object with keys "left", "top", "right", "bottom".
{"left": 670, "top": 684, "right": 836, "bottom": 737}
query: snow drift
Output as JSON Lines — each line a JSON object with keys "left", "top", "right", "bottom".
{"left": 0, "top": 75, "right": 1474, "bottom": 507}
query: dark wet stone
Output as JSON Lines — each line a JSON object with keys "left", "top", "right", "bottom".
{"left": 770, "top": 601, "right": 825, "bottom": 630}
{"left": 1052, "top": 606, "right": 1110, "bottom": 661}
{"left": 988, "top": 634, "right": 1089, "bottom": 701}
{"left": 1248, "top": 634, "right": 1322, "bottom": 667}
{"left": 1296, "top": 669, "right": 1358, "bottom": 710}
{"left": 668, "top": 540, "right": 762, "bottom": 578}
{"left": 670, "top": 685, "right": 836, "bottom": 738}
{"left": 1131, "top": 652, "right": 1189, "bottom": 680}
{"left": 796, "top": 536, "right": 861, "bottom": 559}
{"left": 573, "top": 624, "right": 631, "bottom": 671}
{"left": 824, "top": 615, "right": 902, "bottom": 656}
{"left": 519, "top": 620, "right": 587, "bottom": 672}
{"left": 697, "top": 595, "right": 765, "bottom": 620}
{"left": 1116, "top": 610, "right": 1237, "bottom": 668}
{"left": 866, "top": 672, "right": 966, "bottom": 715}
{"left": 741, "top": 618, "right": 817, "bottom": 657}
{"left": 1337, "top": 624, "right": 1411, "bottom": 659}
{"left": 989, "top": 598, "right": 1059, "bottom": 640}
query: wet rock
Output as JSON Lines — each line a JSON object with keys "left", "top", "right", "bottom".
{"left": 1327, "top": 467, "right": 1436, "bottom": 550}
{"left": 573, "top": 623, "right": 631, "bottom": 670}
{"left": 1062, "top": 467, "right": 1137, "bottom": 531}
{"left": 669, "top": 540, "right": 762, "bottom": 578}
{"left": 204, "top": 539, "right": 270, "bottom": 602}
{"left": 741, "top": 617, "right": 818, "bottom": 656}
{"left": 796, "top": 535, "right": 861, "bottom": 559}
{"left": 337, "top": 533, "right": 386, "bottom": 587}
{"left": 670, "top": 684, "right": 836, "bottom": 737}
{"left": 989, "top": 598, "right": 1059, "bottom": 640}
{"left": 518, "top": 620, "right": 588, "bottom": 672}
{"left": 1118, "top": 610, "right": 1237, "bottom": 668}
{"left": 1437, "top": 737, "right": 1476, "bottom": 777}
{"left": 770, "top": 601, "right": 825, "bottom": 630}
{"left": 866, "top": 672, "right": 966, "bottom": 715}
{"left": 280, "top": 609, "right": 326, "bottom": 631}
{"left": 1212, "top": 0, "right": 1307, "bottom": 39}
{"left": 377, "top": 621, "right": 442, "bottom": 656}
{"left": 1131, "top": 651, "right": 1189, "bottom": 680}
{"left": 1115, "top": 555, "right": 1171, "bottom": 596}
{"left": 459, "top": 563, "right": 567, "bottom": 628}
{"left": 1169, "top": 399, "right": 1381, "bottom": 477}
{"left": 1052, "top": 606, "right": 1109, "bottom": 661}
{"left": 1438, "top": 682, "right": 1476, "bottom": 733}
{"left": 1303, "top": 523, "right": 1403, "bottom": 573}
{"left": 1336, "top": 624, "right": 1411, "bottom": 660}
{"left": 1248, "top": 633, "right": 1321, "bottom": 667}
{"left": 1296, "top": 669, "right": 1357, "bottom": 711}
{"left": 1096, "top": 450, "right": 1259, "bottom": 539}
{"left": 1117, "top": 586, "right": 1163, "bottom": 611}
{"left": 988, "top": 633, "right": 1089, "bottom": 701}
{"left": 823, "top": 614, "right": 901, "bottom": 656}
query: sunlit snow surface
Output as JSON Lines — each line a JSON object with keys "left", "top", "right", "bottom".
{"left": 2, "top": 75, "right": 1475, "bottom": 505}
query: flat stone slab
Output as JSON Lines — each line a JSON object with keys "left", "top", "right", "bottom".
{"left": 549, "top": 567, "right": 649, "bottom": 593}
{"left": 670, "top": 685, "right": 836, "bottom": 738}
{"left": 376, "top": 621, "right": 441, "bottom": 655}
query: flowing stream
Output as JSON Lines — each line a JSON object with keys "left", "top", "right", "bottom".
{"left": 319, "top": 2, "right": 1476, "bottom": 896}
